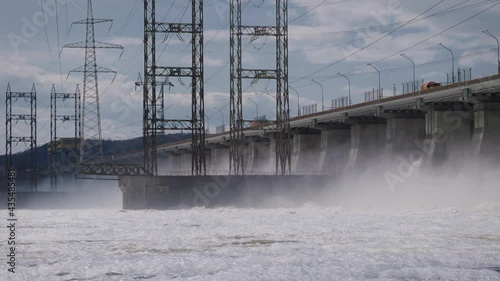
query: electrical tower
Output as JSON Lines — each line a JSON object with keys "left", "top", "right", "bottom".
{"left": 229, "top": 0, "right": 291, "bottom": 175}
{"left": 144, "top": 0, "right": 206, "bottom": 176}
{"left": 135, "top": 74, "right": 173, "bottom": 132}
{"left": 5, "top": 83, "right": 37, "bottom": 191}
{"left": 50, "top": 85, "right": 80, "bottom": 191}
{"left": 64, "top": 0, "right": 142, "bottom": 176}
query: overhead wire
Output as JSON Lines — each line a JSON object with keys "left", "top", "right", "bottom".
{"left": 262, "top": 0, "right": 492, "bottom": 93}
{"left": 289, "top": 0, "right": 447, "bottom": 84}
{"left": 342, "top": 0, "right": 500, "bottom": 77}
{"left": 40, "top": 0, "right": 56, "bottom": 64}
{"left": 55, "top": 0, "right": 64, "bottom": 91}
{"left": 310, "top": 48, "right": 497, "bottom": 79}
{"left": 65, "top": 0, "right": 69, "bottom": 33}
{"left": 288, "top": 0, "right": 499, "bottom": 37}
{"left": 289, "top": 0, "right": 328, "bottom": 23}
{"left": 117, "top": 0, "right": 141, "bottom": 35}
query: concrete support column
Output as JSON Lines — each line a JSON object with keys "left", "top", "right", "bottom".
{"left": 158, "top": 154, "right": 171, "bottom": 174}
{"left": 243, "top": 142, "right": 255, "bottom": 173}
{"left": 347, "top": 119, "right": 387, "bottom": 171}
{"left": 291, "top": 131, "right": 322, "bottom": 174}
{"left": 318, "top": 127, "right": 351, "bottom": 175}
{"left": 160, "top": 153, "right": 182, "bottom": 174}
{"left": 180, "top": 153, "right": 192, "bottom": 174}
{"left": 204, "top": 150, "right": 212, "bottom": 174}
{"left": 246, "top": 138, "right": 276, "bottom": 174}
{"left": 423, "top": 103, "right": 474, "bottom": 168}
{"left": 471, "top": 102, "right": 500, "bottom": 162}
{"left": 384, "top": 113, "right": 426, "bottom": 165}
{"left": 210, "top": 146, "right": 230, "bottom": 175}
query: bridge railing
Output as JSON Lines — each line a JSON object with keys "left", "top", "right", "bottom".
{"left": 157, "top": 169, "right": 334, "bottom": 176}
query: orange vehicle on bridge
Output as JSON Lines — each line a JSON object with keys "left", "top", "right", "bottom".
{"left": 421, "top": 81, "right": 442, "bottom": 90}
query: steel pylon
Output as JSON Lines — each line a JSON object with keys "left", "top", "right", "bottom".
{"left": 63, "top": 0, "right": 123, "bottom": 168}
{"left": 49, "top": 85, "right": 80, "bottom": 191}
{"left": 143, "top": 0, "right": 206, "bottom": 176}
{"left": 229, "top": 0, "right": 291, "bottom": 175}
{"left": 5, "top": 83, "right": 37, "bottom": 191}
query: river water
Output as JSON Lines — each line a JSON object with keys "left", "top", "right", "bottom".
{"left": 3, "top": 203, "right": 500, "bottom": 281}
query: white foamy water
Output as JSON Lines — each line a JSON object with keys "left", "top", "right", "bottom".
{"left": 2, "top": 204, "right": 500, "bottom": 281}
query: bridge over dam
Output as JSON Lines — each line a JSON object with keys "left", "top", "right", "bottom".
{"left": 118, "top": 74, "right": 500, "bottom": 209}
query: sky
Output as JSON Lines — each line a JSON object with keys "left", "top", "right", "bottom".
{"left": 1, "top": 0, "right": 500, "bottom": 153}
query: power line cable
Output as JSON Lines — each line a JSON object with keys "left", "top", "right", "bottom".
{"left": 343, "top": 0, "right": 500, "bottom": 77}
{"left": 290, "top": 0, "right": 328, "bottom": 23}
{"left": 40, "top": 0, "right": 56, "bottom": 64}
{"left": 290, "top": 0, "right": 446, "bottom": 84}
{"left": 55, "top": 0, "right": 64, "bottom": 91}
{"left": 289, "top": 0, "right": 500, "bottom": 37}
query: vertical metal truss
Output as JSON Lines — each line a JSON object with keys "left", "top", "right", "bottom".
{"left": 135, "top": 74, "right": 173, "bottom": 132}
{"left": 5, "top": 83, "right": 37, "bottom": 191}
{"left": 50, "top": 85, "right": 80, "bottom": 191}
{"left": 191, "top": 0, "right": 206, "bottom": 176}
{"left": 143, "top": 0, "right": 206, "bottom": 176}
{"left": 275, "top": 0, "right": 291, "bottom": 175}
{"left": 229, "top": 0, "right": 244, "bottom": 175}
{"left": 64, "top": 0, "right": 123, "bottom": 168}
{"left": 229, "top": 0, "right": 291, "bottom": 175}
{"left": 143, "top": 0, "right": 157, "bottom": 176}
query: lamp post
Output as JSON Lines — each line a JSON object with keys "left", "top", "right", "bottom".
{"left": 337, "top": 72, "right": 351, "bottom": 105}
{"left": 247, "top": 97, "right": 259, "bottom": 120}
{"left": 204, "top": 114, "right": 210, "bottom": 134}
{"left": 400, "top": 53, "right": 416, "bottom": 92}
{"left": 483, "top": 30, "right": 500, "bottom": 74}
{"left": 290, "top": 87, "right": 300, "bottom": 116}
{"left": 311, "top": 79, "right": 324, "bottom": 111}
{"left": 439, "top": 43, "right": 455, "bottom": 83}
{"left": 367, "top": 63, "right": 381, "bottom": 97}
{"left": 214, "top": 107, "right": 224, "bottom": 129}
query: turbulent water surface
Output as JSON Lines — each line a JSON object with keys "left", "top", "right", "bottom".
{"left": 2, "top": 204, "right": 500, "bottom": 281}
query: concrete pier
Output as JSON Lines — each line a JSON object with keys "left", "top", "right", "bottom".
{"left": 318, "top": 125, "right": 351, "bottom": 175}
{"left": 347, "top": 118, "right": 387, "bottom": 170}
{"left": 471, "top": 102, "right": 500, "bottom": 162}
{"left": 245, "top": 138, "right": 276, "bottom": 174}
{"left": 423, "top": 103, "right": 474, "bottom": 168}
{"left": 210, "top": 146, "right": 230, "bottom": 174}
{"left": 291, "top": 129, "right": 322, "bottom": 174}
{"left": 181, "top": 153, "right": 192, "bottom": 174}
{"left": 384, "top": 112, "right": 426, "bottom": 164}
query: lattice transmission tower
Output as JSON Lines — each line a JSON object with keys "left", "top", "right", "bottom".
{"left": 49, "top": 85, "right": 80, "bottom": 191}
{"left": 229, "top": 0, "right": 291, "bottom": 175}
{"left": 5, "top": 83, "right": 37, "bottom": 191}
{"left": 135, "top": 74, "right": 173, "bottom": 132}
{"left": 63, "top": 0, "right": 124, "bottom": 173}
{"left": 143, "top": 0, "right": 206, "bottom": 176}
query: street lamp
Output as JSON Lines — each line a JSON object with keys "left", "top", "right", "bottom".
{"left": 214, "top": 107, "right": 224, "bottom": 128}
{"left": 247, "top": 97, "right": 259, "bottom": 120}
{"left": 311, "top": 79, "right": 324, "bottom": 111}
{"left": 400, "top": 53, "right": 416, "bottom": 92}
{"left": 439, "top": 43, "right": 455, "bottom": 83}
{"left": 337, "top": 72, "right": 351, "bottom": 105}
{"left": 290, "top": 87, "right": 300, "bottom": 116}
{"left": 483, "top": 30, "right": 500, "bottom": 74}
{"left": 204, "top": 114, "right": 210, "bottom": 134}
{"left": 367, "top": 63, "right": 381, "bottom": 97}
